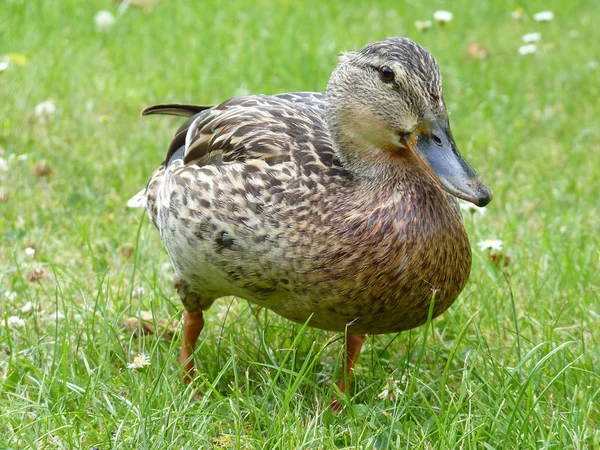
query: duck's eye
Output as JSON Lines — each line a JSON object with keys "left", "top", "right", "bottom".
{"left": 378, "top": 66, "right": 395, "bottom": 83}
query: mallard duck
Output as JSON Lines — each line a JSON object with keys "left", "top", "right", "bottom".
{"left": 129, "top": 37, "right": 492, "bottom": 406}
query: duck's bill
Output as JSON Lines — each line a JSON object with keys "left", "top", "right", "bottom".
{"left": 406, "top": 120, "right": 493, "bottom": 207}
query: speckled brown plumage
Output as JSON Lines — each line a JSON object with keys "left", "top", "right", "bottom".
{"left": 130, "top": 36, "right": 492, "bottom": 400}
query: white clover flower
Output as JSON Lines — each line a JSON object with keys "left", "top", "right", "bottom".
{"left": 459, "top": 200, "right": 486, "bottom": 216}
{"left": 522, "top": 32, "right": 541, "bottom": 43}
{"left": 132, "top": 286, "right": 145, "bottom": 298}
{"left": 378, "top": 378, "right": 402, "bottom": 400}
{"left": 160, "top": 261, "right": 174, "bottom": 275}
{"left": 0, "top": 56, "right": 10, "bottom": 72}
{"left": 94, "top": 10, "right": 116, "bottom": 31}
{"left": 7, "top": 315, "right": 25, "bottom": 328}
{"left": 533, "top": 11, "right": 554, "bottom": 22}
{"left": 511, "top": 8, "right": 525, "bottom": 21}
{"left": 4, "top": 291, "right": 17, "bottom": 301}
{"left": 25, "top": 247, "right": 36, "bottom": 257}
{"left": 518, "top": 44, "right": 537, "bottom": 55}
{"left": 21, "top": 301, "right": 33, "bottom": 313}
{"left": 127, "top": 353, "right": 151, "bottom": 369}
{"left": 477, "top": 239, "right": 504, "bottom": 251}
{"left": 44, "top": 310, "right": 65, "bottom": 322}
{"left": 34, "top": 101, "right": 56, "bottom": 120}
{"left": 415, "top": 20, "right": 432, "bottom": 32}
{"left": 0, "top": 157, "right": 8, "bottom": 172}
{"left": 433, "top": 11, "right": 453, "bottom": 23}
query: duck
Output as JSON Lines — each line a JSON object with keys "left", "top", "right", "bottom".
{"left": 129, "top": 36, "right": 493, "bottom": 407}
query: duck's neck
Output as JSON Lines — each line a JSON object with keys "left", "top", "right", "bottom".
{"left": 332, "top": 135, "right": 435, "bottom": 191}
{"left": 332, "top": 137, "right": 463, "bottom": 229}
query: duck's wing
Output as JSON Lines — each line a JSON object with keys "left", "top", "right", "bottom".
{"left": 146, "top": 94, "right": 338, "bottom": 173}
{"left": 182, "top": 94, "right": 327, "bottom": 168}
{"left": 142, "top": 92, "right": 327, "bottom": 166}
{"left": 273, "top": 92, "right": 326, "bottom": 110}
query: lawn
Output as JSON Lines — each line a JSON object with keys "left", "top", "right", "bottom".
{"left": 1, "top": 0, "right": 599, "bottom": 448}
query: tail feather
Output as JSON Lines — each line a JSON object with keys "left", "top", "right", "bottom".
{"left": 141, "top": 104, "right": 213, "bottom": 117}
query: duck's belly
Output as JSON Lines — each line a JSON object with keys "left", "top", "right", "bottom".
{"left": 164, "top": 219, "right": 471, "bottom": 335}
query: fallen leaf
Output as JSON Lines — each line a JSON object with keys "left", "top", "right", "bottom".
{"left": 123, "top": 310, "right": 179, "bottom": 340}
{"left": 117, "top": 243, "right": 135, "bottom": 259}
{"left": 25, "top": 268, "right": 47, "bottom": 282}
{"left": 466, "top": 42, "right": 489, "bottom": 60}
{"left": 31, "top": 161, "right": 54, "bottom": 177}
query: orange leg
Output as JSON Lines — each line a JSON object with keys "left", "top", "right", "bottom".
{"left": 178, "top": 311, "right": 204, "bottom": 384}
{"left": 330, "top": 333, "right": 366, "bottom": 412}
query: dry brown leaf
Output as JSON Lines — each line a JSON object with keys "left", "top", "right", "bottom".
{"left": 123, "top": 310, "right": 179, "bottom": 340}
{"left": 31, "top": 161, "right": 54, "bottom": 177}
{"left": 117, "top": 242, "right": 135, "bottom": 259}
{"left": 25, "top": 268, "right": 47, "bottom": 282}
{"left": 466, "top": 42, "right": 489, "bottom": 60}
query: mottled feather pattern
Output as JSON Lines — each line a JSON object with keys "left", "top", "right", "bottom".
{"left": 133, "top": 37, "right": 483, "bottom": 337}
{"left": 142, "top": 92, "right": 470, "bottom": 333}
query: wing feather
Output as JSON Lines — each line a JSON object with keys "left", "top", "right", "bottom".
{"left": 142, "top": 92, "right": 335, "bottom": 171}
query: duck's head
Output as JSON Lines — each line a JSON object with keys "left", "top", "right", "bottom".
{"left": 326, "top": 37, "right": 492, "bottom": 207}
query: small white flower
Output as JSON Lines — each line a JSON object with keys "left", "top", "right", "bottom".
{"left": 477, "top": 239, "right": 504, "bottom": 252}
{"left": 127, "top": 353, "right": 151, "bottom": 369}
{"left": 21, "top": 301, "right": 33, "bottom": 313}
{"left": 94, "top": 10, "right": 116, "bottom": 31}
{"left": 378, "top": 378, "right": 402, "bottom": 400}
{"left": 25, "top": 247, "right": 36, "bottom": 257}
{"left": 522, "top": 32, "right": 541, "bottom": 43}
{"left": 433, "top": 10, "right": 453, "bottom": 23}
{"left": 4, "top": 291, "right": 17, "bottom": 301}
{"left": 7, "top": 316, "right": 25, "bottom": 328}
{"left": 132, "top": 286, "right": 145, "bottom": 298}
{"left": 511, "top": 9, "right": 525, "bottom": 21}
{"left": 161, "top": 261, "right": 174, "bottom": 275}
{"left": 415, "top": 20, "right": 432, "bottom": 32}
{"left": 34, "top": 101, "right": 56, "bottom": 119}
{"left": 533, "top": 11, "right": 554, "bottom": 22}
{"left": 0, "top": 157, "right": 8, "bottom": 172}
{"left": 518, "top": 44, "right": 537, "bottom": 55}
{"left": 459, "top": 200, "right": 486, "bottom": 216}
{"left": 47, "top": 310, "right": 65, "bottom": 321}
{"left": 0, "top": 56, "right": 9, "bottom": 72}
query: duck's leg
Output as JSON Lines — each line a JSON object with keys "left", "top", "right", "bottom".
{"left": 330, "top": 333, "right": 366, "bottom": 411}
{"left": 179, "top": 310, "right": 204, "bottom": 384}
{"left": 174, "top": 278, "right": 211, "bottom": 384}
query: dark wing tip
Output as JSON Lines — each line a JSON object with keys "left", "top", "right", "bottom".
{"left": 141, "top": 104, "right": 214, "bottom": 117}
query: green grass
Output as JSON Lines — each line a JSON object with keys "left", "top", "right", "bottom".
{"left": 1, "top": 0, "right": 599, "bottom": 448}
